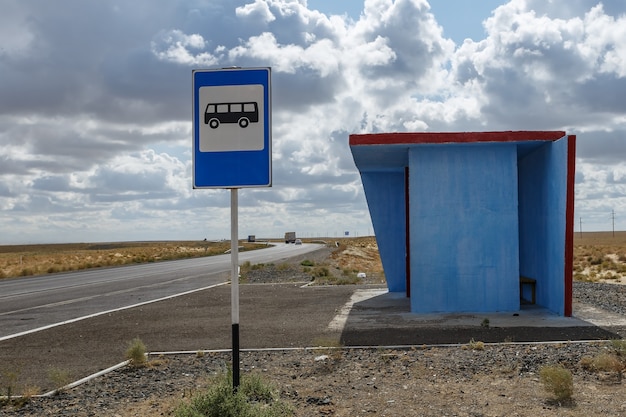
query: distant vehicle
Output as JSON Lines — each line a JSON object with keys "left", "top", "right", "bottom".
{"left": 204, "top": 101, "right": 259, "bottom": 129}
{"left": 247, "top": 235, "right": 256, "bottom": 243}
{"left": 294, "top": 239, "right": 302, "bottom": 245}
{"left": 284, "top": 232, "right": 296, "bottom": 244}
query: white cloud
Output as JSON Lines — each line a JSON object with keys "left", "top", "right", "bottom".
{"left": 236, "top": 0, "right": 277, "bottom": 23}
{"left": 151, "top": 30, "right": 221, "bottom": 66}
{"left": 1, "top": 0, "right": 626, "bottom": 242}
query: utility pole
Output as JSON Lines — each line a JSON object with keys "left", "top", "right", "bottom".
{"left": 579, "top": 217, "right": 583, "bottom": 239}
{"left": 612, "top": 209, "right": 616, "bottom": 238}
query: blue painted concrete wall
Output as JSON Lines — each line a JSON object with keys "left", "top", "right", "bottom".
{"left": 360, "top": 171, "right": 407, "bottom": 292}
{"left": 409, "top": 144, "right": 520, "bottom": 313}
{"left": 518, "top": 139, "right": 567, "bottom": 314}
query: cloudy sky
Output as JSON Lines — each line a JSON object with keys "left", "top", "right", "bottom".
{"left": 1, "top": 0, "right": 625, "bottom": 244}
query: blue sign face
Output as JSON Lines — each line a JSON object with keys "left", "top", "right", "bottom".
{"left": 193, "top": 68, "right": 271, "bottom": 188}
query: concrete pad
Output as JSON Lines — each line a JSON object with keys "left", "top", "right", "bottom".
{"left": 330, "top": 288, "right": 598, "bottom": 332}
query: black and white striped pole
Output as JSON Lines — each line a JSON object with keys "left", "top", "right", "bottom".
{"left": 230, "top": 188, "right": 240, "bottom": 390}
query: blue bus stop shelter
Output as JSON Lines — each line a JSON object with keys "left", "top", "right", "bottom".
{"left": 350, "top": 131, "right": 576, "bottom": 316}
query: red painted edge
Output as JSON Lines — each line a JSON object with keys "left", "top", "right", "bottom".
{"left": 349, "top": 131, "right": 567, "bottom": 146}
{"left": 564, "top": 135, "right": 576, "bottom": 317}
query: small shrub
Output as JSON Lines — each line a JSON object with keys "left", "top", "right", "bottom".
{"left": 250, "top": 263, "right": 266, "bottom": 271}
{"left": 47, "top": 367, "right": 72, "bottom": 393}
{"left": 335, "top": 276, "right": 361, "bottom": 285}
{"left": 466, "top": 339, "right": 484, "bottom": 350}
{"left": 174, "top": 370, "right": 293, "bottom": 417}
{"left": 579, "top": 356, "right": 594, "bottom": 370}
{"left": 276, "top": 263, "right": 291, "bottom": 271}
{"left": 311, "top": 267, "right": 330, "bottom": 277}
{"left": 300, "top": 259, "right": 314, "bottom": 267}
{"left": 591, "top": 353, "right": 623, "bottom": 373}
{"left": 539, "top": 364, "right": 573, "bottom": 402}
{"left": 125, "top": 337, "right": 147, "bottom": 368}
{"left": 480, "top": 318, "right": 490, "bottom": 328}
{"left": 580, "top": 352, "right": 623, "bottom": 373}
{"left": 1, "top": 369, "right": 19, "bottom": 401}
{"left": 240, "top": 373, "right": 275, "bottom": 403}
{"left": 610, "top": 339, "right": 626, "bottom": 357}
{"left": 240, "top": 261, "right": 252, "bottom": 272}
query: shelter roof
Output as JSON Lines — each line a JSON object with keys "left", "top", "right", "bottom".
{"left": 349, "top": 131, "right": 568, "bottom": 171}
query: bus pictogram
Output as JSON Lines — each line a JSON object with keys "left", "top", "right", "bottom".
{"left": 204, "top": 101, "right": 259, "bottom": 129}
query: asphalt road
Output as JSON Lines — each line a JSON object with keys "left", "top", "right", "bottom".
{"left": 0, "top": 243, "right": 322, "bottom": 340}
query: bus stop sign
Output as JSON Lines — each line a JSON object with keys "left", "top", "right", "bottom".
{"left": 192, "top": 67, "right": 272, "bottom": 188}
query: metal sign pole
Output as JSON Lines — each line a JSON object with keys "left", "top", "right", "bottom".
{"left": 230, "top": 188, "right": 240, "bottom": 390}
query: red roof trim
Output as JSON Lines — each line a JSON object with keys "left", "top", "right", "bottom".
{"left": 349, "top": 131, "right": 567, "bottom": 146}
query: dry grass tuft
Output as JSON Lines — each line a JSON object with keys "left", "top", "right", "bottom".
{"left": 539, "top": 364, "right": 574, "bottom": 402}
{"left": 126, "top": 338, "right": 148, "bottom": 368}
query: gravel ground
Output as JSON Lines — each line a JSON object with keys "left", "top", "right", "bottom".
{"left": 5, "top": 341, "right": 626, "bottom": 416}
{"left": 2, "top": 248, "right": 626, "bottom": 416}
{"left": 573, "top": 281, "right": 626, "bottom": 315}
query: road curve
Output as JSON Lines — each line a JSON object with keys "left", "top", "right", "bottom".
{"left": 0, "top": 243, "right": 322, "bottom": 339}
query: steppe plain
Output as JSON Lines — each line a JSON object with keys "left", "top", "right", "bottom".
{"left": 1, "top": 233, "right": 626, "bottom": 416}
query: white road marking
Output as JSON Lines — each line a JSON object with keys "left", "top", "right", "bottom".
{"left": 327, "top": 288, "right": 388, "bottom": 332}
{"left": 0, "top": 282, "right": 228, "bottom": 342}
{"left": 0, "top": 273, "right": 209, "bottom": 316}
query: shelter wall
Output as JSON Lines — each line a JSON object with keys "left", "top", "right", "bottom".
{"left": 360, "top": 171, "right": 407, "bottom": 292}
{"left": 409, "top": 144, "right": 520, "bottom": 313}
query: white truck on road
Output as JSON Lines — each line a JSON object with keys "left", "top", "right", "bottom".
{"left": 284, "top": 232, "right": 296, "bottom": 244}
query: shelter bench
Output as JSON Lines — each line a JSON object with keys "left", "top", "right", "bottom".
{"left": 519, "top": 276, "right": 536, "bottom": 304}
